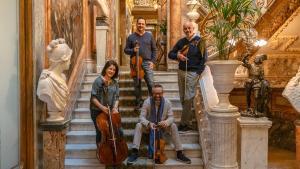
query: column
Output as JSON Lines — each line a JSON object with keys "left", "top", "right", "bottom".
{"left": 167, "top": 0, "right": 181, "bottom": 70}
{"left": 95, "top": 18, "right": 109, "bottom": 73}
{"left": 295, "top": 120, "right": 300, "bottom": 161}
{"left": 238, "top": 117, "right": 272, "bottom": 169}
{"left": 208, "top": 110, "right": 240, "bottom": 169}
{"left": 40, "top": 122, "right": 68, "bottom": 169}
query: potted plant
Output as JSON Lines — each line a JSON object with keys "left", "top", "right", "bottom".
{"left": 200, "top": 0, "right": 259, "bottom": 110}
{"left": 159, "top": 19, "right": 167, "bottom": 35}
{"left": 159, "top": 19, "right": 167, "bottom": 45}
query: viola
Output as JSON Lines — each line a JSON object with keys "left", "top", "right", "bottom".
{"left": 96, "top": 105, "right": 128, "bottom": 166}
{"left": 153, "top": 127, "right": 167, "bottom": 164}
{"left": 130, "top": 40, "right": 145, "bottom": 80}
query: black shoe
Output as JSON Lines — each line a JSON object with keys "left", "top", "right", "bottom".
{"left": 127, "top": 151, "right": 139, "bottom": 165}
{"left": 177, "top": 151, "right": 191, "bottom": 164}
{"left": 178, "top": 124, "right": 187, "bottom": 131}
{"left": 179, "top": 125, "right": 193, "bottom": 132}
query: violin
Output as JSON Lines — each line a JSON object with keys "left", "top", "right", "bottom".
{"left": 152, "top": 126, "right": 167, "bottom": 164}
{"left": 148, "top": 113, "right": 167, "bottom": 166}
{"left": 96, "top": 105, "right": 128, "bottom": 166}
{"left": 180, "top": 44, "right": 189, "bottom": 56}
{"left": 179, "top": 39, "right": 206, "bottom": 57}
{"left": 130, "top": 40, "right": 145, "bottom": 80}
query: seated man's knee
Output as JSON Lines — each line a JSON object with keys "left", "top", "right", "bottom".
{"left": 170, "top": 123, "right": 178, "bottom": 131}
{"left": 135, "top": 123, "right": 142, "bottom": 130}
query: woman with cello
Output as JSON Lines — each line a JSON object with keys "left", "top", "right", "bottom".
{"left": 90, "top": 60, "right": 128, "bottom": 168}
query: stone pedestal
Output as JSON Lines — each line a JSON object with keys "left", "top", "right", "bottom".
{"left": 96, "top": 20, "right": 108, "bottom": 73}
{"left": 295, "top": 120, "right": 300, "bottom": 161}
{"left": 208, "top": 111, "right": 240, "bottom": 169}
{"left": 40, "top": 121, "right": 69, "bottom": 169}
{"left": 238, "top": 117, "right": 272, "bottom": 169}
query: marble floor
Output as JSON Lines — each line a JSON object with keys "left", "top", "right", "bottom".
{"left": 268, "top": 147, "right": 300, "bottom": 169}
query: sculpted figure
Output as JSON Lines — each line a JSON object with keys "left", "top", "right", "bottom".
{"left": 282, "top": 66, "right": 300, "bottom": 113}
{"left": 37, "top": 38, "right": 72, "bottom": 121}
{"left": 241, "top": 54, "right": 270, "bottom": 117}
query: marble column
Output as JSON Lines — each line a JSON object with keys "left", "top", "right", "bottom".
{"left": 238, "top": 117, "right": 272, "bottom": 169}
{"left": 40, "top": 120, "right": 69, "bottom": 169}
{"left": 167, "top": 0, "right": 181, "bottom": 70}
{"left": 85, "top": 3, "right": 95, "bottom": 73}
{"left": 95, "top": 18, "right": 109, "bottom": 73}
{"left": 295, "top": 120, "right": 300, "bottom": 161}
{"left": 208, "top": 110, "right": 240, "bottom": 169}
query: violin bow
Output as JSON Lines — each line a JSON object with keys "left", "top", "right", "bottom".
{"left": 153, "top": 126, "right": 156, "bottom": 169}
{"left": 107, "top": 105, "right": 117, "bottom": 156}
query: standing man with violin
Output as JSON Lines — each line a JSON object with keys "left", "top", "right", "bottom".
{"left": 168, "top": 21, "right": 207, "bottom": 131}
{"left": 124, "top": 17, "right": 157, "bottom": 109}
{"left": 127, "top": 84, "right": 191, "bottom": 165}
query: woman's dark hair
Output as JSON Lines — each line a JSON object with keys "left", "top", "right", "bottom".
{"left": 101, "top": 60, "right": 119, "bottom": 80}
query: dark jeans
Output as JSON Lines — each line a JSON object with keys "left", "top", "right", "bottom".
{"left": 133, "top": 61, "right": 154, "bottom": 105}
{"left": 90, "top": 109, "right": 101, "bottom": 145}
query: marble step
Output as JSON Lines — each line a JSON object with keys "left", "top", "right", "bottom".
{"left": 80, "top": 88, "right": 180, "bottom": 98}
{"left": 123, "top": 157, "right": 203, "bottom": 169}
{"left": 69, "top": 118, "right": 196, "bottom": 131}
{"left": 65, "top": 158, "right": 105, "bottom": 169}
{"left": 82, "top": 79, "right": 179, "bottom": 90}
{"left": 65, "top": 157, "right": 203, "bottom": 169}
{"left": 85, "top": 71, "right": 178, "bottom": 82}
{"left": 76, "top": 97, "right": 182, "bottom": 108}
{"left": 66, "top": 130, "right": 199, "bottom": 144}
{"left": 73, "top": 107, "right": 184, "bottom": 119}
{"left": 65, "top": 143, "right": 201, "bottom": 159}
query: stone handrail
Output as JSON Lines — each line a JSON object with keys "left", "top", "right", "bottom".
{"left": 194, "top": 66, "right": 219, "bottom": 168}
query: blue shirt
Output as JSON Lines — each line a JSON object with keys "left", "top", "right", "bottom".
{"left": 124, "top": 32, "right": 157, "bottom": 63}
{"left": 90, "top": 76, "right": 119, "bottom": 111}
{"left": 168, "top": 35, "right": 207, "bottom": 74}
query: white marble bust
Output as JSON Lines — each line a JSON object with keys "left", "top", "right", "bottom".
{"left": 37, "top": 38, "right": 72, "bottom": 121}
{"left": 282, "top": 66, "right": 300, "bottom": 113}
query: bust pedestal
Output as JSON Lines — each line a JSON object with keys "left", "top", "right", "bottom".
{"left": 47, "top": 111, "right": 64, "bottom": 122}
{"left": 238, "top": 117, "right": 272, "bottom": 169}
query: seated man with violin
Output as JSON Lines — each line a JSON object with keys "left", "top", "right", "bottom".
{"left": 127, "top": 84, "right": 191, "bottom": 165}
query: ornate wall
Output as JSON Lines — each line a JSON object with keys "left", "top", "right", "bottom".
{"left": 51, "top": 0, "right": 84, "bottom": 80}
{"left": 230, "top": 2, "right": 300, "bottom": 151}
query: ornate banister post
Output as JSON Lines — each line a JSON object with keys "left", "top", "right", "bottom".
{"left": 186, "top": 0, "right": 201, "bottom": 33}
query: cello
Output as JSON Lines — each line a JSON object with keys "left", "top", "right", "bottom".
{"left": 130, "top": 40, "right": 145, "bottom": 82}
{"left": 96, "top": 85, "right": 128, "bottom": 167}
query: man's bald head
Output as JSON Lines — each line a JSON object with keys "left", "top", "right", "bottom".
{"left": 183, "top": 21, "right": 195, "bottom": 39}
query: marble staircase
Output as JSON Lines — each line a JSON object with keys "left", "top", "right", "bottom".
{"left": 64, "top": 71, "right": 203, "bottom": 169}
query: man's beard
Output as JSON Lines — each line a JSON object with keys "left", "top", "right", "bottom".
{"left": 154, "top": 98, "right": 161, "bottom": 106}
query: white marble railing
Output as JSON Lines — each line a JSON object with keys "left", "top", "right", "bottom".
{"left": 194, "top": 66, "right": 219, "bottom": 168}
